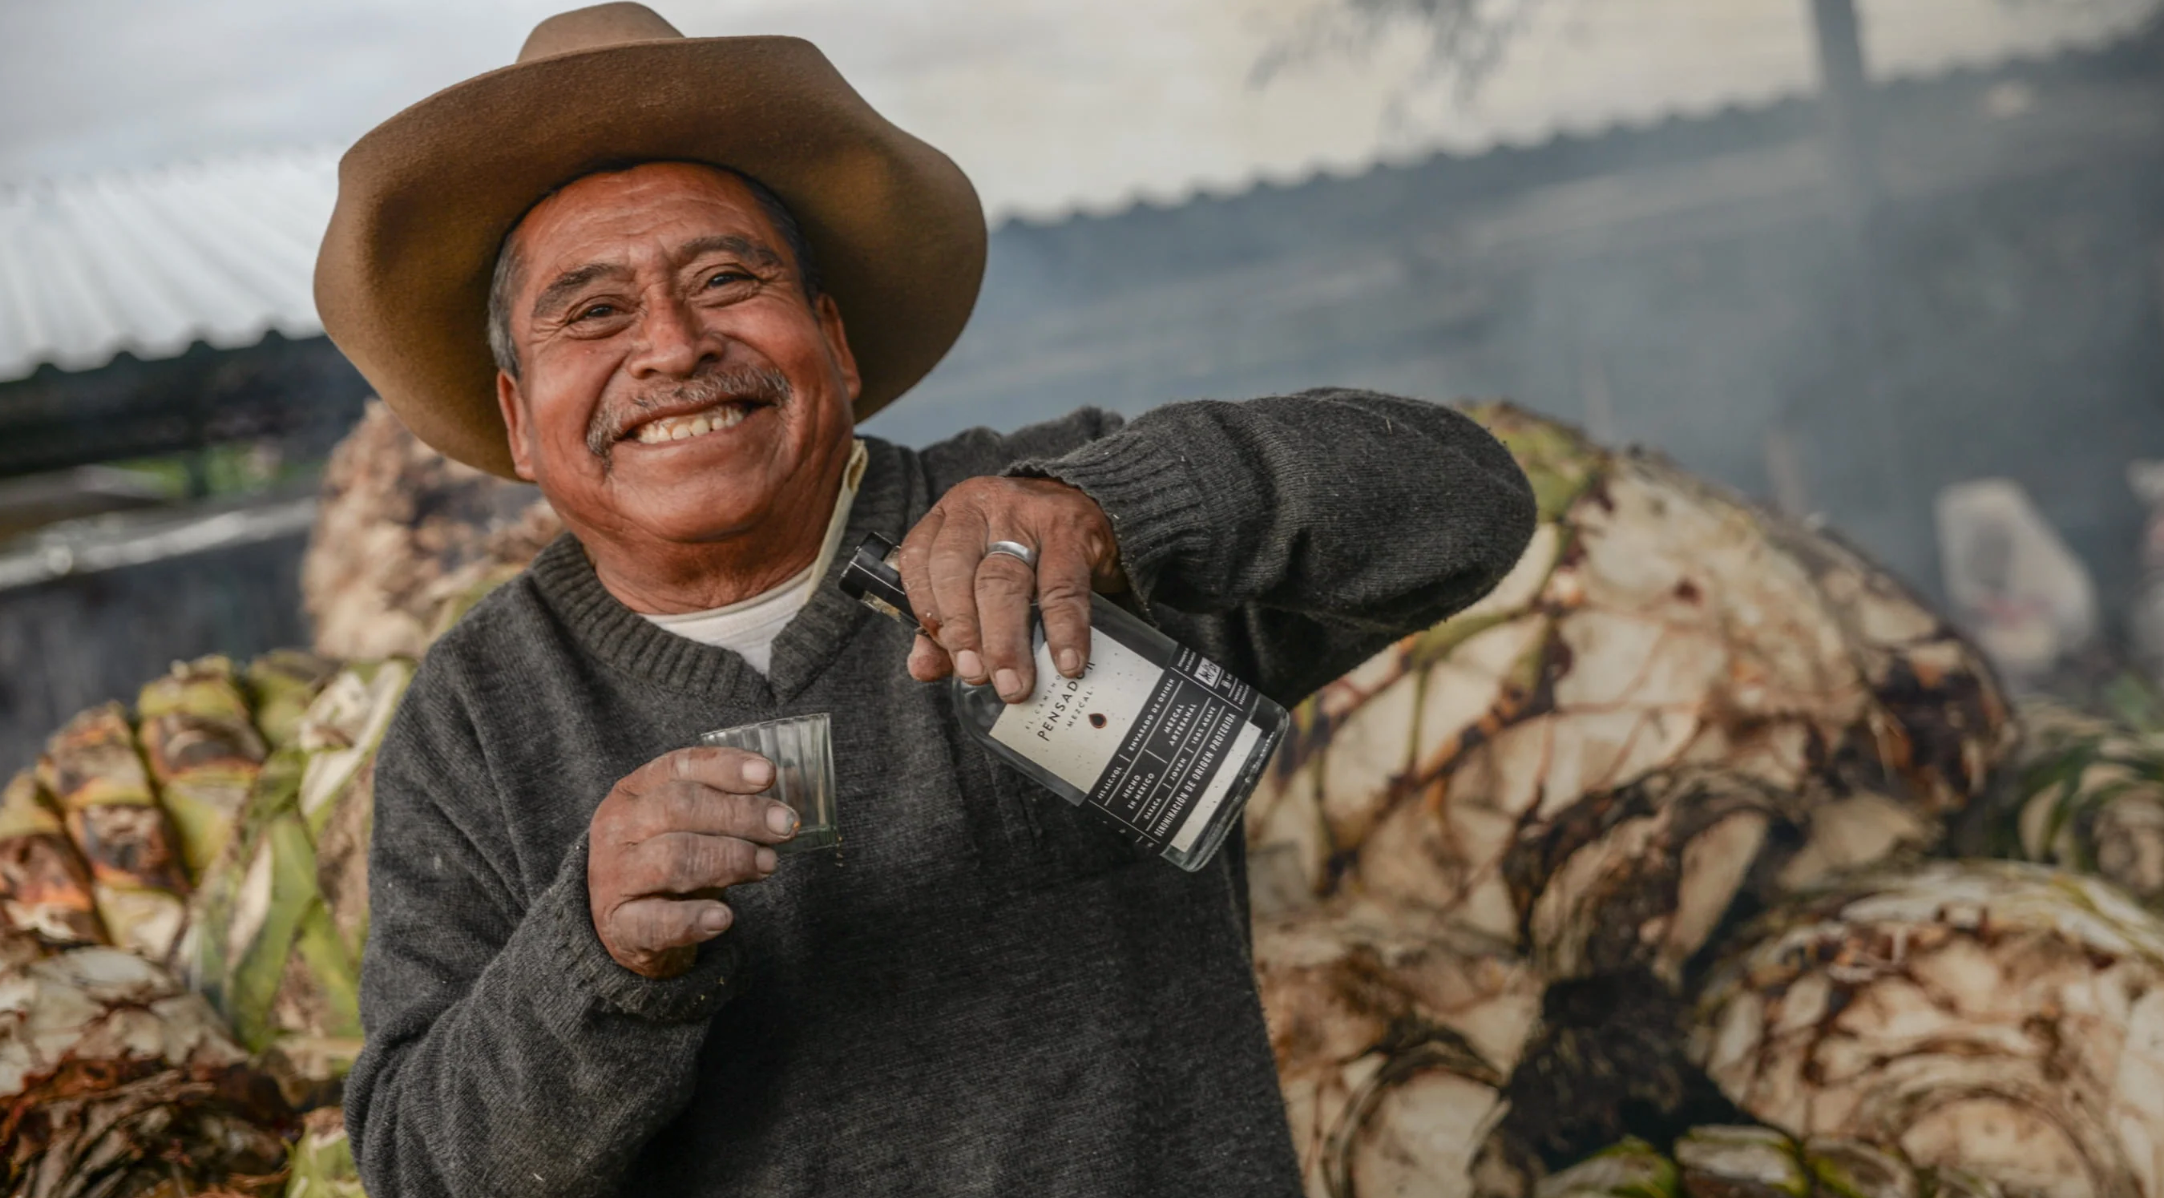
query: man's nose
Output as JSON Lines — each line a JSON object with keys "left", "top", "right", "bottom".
{"left": 626, "top": 294, "right": 717, "bottom": 378}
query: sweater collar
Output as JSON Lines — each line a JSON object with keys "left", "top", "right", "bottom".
{"left": 528, "top": 438, "right": 915, "bottom": 705}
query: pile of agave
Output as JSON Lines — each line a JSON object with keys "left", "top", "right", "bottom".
{"left": 4, "top": 400, "right": 2163, "bottom": 1197}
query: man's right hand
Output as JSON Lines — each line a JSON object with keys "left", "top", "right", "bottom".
{"left": 588, "top": 747, "right": 799, "bottom": 979}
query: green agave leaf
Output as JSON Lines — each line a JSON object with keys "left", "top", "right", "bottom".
{"left": 225, "top": 814, "right": 323, "bottom": 1051}
{"left": 1462, "top": 401, "right": 1605, "bottom": 521}
{"left": 1537, "top": 1136, "right": 1679, "bottom": 1198}
{"left": 292, "top": 900, "right": 364, "bottom": 1040}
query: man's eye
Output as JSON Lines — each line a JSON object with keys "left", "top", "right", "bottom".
{"left": 574, "top": 302, "right": 617, "bottom": 322}
{"left": 706, "top": 270, "right": 751, "bottom": 289}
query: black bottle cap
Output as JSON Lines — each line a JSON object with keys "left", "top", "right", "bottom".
{"left": 840, "top": 533, "right": 916, "bottom": 627}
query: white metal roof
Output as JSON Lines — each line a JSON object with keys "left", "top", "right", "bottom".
{"left": 0, "top": 148, "right": 336, "bottom": 382}
{"left": 0, "top": 0, "right": 2154, "bottom": 384}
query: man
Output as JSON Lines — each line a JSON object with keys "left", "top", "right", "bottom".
{"left": 315, "top": 5, "right": 1536, "bottom": 1195}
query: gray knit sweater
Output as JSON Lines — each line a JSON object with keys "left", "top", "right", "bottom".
{"left": 346, "top": 390, "right": 1536, "bottom": 1197}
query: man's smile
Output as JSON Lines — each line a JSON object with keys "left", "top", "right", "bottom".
{"left": 622, "top": 397, "right": 768, "bottom": 445}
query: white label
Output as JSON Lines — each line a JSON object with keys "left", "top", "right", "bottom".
{"left": 988, "top": 629, "right": 1162, "bottom": 793}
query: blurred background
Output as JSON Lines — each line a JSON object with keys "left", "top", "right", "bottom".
{"left": 2, "top": 0, "right": 2161, "bottom": 772}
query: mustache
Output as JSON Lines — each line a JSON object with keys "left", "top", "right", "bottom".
{"left": 585, "top": 364, "right": 794, "bottom": 459}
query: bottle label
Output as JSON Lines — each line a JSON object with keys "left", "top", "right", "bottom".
{"left": 989, "top": 627, "right": 1262, "bottom": 850}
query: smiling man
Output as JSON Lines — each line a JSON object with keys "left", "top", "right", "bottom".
{"left": 313, "top": 5, "right": 1536, "bottom": 1196}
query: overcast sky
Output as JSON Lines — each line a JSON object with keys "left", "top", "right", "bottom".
{"left": 1, "top": 0, "right": 2155, "bottom": 218}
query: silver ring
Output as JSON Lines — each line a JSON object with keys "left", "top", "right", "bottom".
{"left": 985, "top": 540, "right": 1037, "bottom": 568}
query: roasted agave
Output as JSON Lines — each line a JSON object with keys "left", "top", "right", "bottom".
{"left": 0, "top": 946, "right": 290, "bottom": 1198}
{"left": 1692, "top": 861, "right": 2164, "bottom": 1198}
{"left": 2011, "top": 697, "right": 2164, "bottom": 909}
{"left": 35, "top": 704, "right": 190, "bottom": 963}
{"left": 1256, "top": 899, "right": 1541, "bottom": 1198}
{"left": 303, "top": 400, "right": 557, "bottom": 661}
{"left": 1245, "top": 404, "right": 2011, "bottom": 986}
{"left": 136, "top": 656, "right": 271, "bottom": 882}
{"left": 189, "top": 659, "right": 411, "bottom": 1105}
{"left": 0, "top": 772, "right": 102, "bottom": 948}
{"left": 1536, "top": 1125, "right": 2005, "bottom": 1198}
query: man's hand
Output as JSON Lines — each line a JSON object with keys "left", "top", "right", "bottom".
{"left": 588, "top": 747, "right": 799, "bottom": 979}
{"left": 897, "top": 476, "right": 1124, "bottom": 703}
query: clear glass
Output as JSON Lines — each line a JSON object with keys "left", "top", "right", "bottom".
{"left": 697, "top": 713, "right": 840, "bottom": 853}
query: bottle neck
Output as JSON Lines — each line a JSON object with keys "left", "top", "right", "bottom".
{"left": 839, "top": 533, "right": 917, "bottom": 628}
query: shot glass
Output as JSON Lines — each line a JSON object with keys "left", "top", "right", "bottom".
{"left": 697, "top": 713, "right": 839, "bottom": 853}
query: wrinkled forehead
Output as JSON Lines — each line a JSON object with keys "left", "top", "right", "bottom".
{"left": 509, "top": 161, "right": 783, "bottom": 275}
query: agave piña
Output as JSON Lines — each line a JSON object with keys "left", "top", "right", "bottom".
{"left": 0, "top": 772, "right": 102, "bottom": 947}
{"left": 1256, "top": 900, "right": 1543, "bottom": 1197}
{"left": 0, "top": 942, "right": 290, "bottom": 1196}
{"left": 284, "top": 1107, "right": 365, "bottom": 1198}
{"left": 1245, "top": 405, "right": 2010, "bottom": 988}
{"left": 2012, "top": 697, "right": 2164, "bottom": 908}
{"left": 1536, "top": 1126, "right": 2005, "bottom": 1198}
{"left": 136, "top": 656, "right": 272, "bottom": 881}
{"left": 189, "top": 659, "right": 412, "bottom": 1103}
{"left": 304, "top": 400, "right": 556, "bottom": 660}
{"left": 1692, "top": 860, "right": 2164, "bottom": 1198}
{"left": 34, "top": 705, "right": 191, "bottom": 962}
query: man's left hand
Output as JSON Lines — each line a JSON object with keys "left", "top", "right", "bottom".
{"left": 897, "top": 476, "right": 1124, "bottom": 703}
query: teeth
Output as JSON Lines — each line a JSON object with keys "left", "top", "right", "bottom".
{"left": 633, "top": 404, "right": 749, "bottom": 445}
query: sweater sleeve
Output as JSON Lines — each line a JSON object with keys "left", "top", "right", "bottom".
{"left": 919, "top": 406, "right": 1127, "bottom": 497}
{"left": 1006, "top": 388, "right": 1536, "bottom": 707}
{"left": 344, "top": 670, "right": 738, "bottom": 1198}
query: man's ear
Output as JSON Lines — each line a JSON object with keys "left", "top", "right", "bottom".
{"left": 495, "top": 370, "right": 538, "bottom": 482}
{"left": 815, "top": 293, "right": 862, "bottom": 405}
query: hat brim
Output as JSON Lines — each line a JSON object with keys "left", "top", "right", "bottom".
{"left": 314, "top": 36, "right": 986, "bottom": 478}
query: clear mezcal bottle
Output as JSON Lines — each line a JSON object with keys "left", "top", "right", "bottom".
{"left": 840, "top": 533, "right": 1289, "bottom": 872}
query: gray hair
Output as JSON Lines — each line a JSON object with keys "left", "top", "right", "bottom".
{"left": 485, "top": 163, "right": 822, "bottom": 381}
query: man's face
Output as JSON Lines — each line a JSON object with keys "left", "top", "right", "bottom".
{"left": 496, "top": 162, "right": 860, "bottom": 550}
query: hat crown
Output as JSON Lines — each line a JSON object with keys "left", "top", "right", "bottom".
{"left": 517, "top": 2, "right": 683, "bottom": 63}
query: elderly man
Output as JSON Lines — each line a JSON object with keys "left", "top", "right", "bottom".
{"left": 315, "top": 5, "right": 1536, "bottom": 1195}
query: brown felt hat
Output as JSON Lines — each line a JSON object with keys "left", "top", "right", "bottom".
{"left": 314, "top": 3, "right": 986, "bottom": 478}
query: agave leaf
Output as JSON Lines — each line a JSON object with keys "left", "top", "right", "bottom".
{"left": 243, "top": 650, "right": 339, "bottom": 752}
{"left": 1673, "top": 1125, "right": 1808, "bottom": 1197}
{"left": 2011, "top": 697, "right": 2164, "bottom": 908}
{"left": 221, "top": 817, "right": 322, "bottom": 1052}
{"left": 1691, "top": 861, "right": 2164, "bottom": 1198}
{"left": 1324, "top": 1047, "right": 1514, "bottom": 1198}
{"left": 284, "top": 904, "right": 363, "bottom": 1042}
{"left": 0, "top": 773, "right": 103, "bottom": 948}
{"left": 284, "top": 1106, "right": 366, "bottom": 1198}
{"left": 83, "top": 886, "right": 185, "bottom": 965}
{"left": 1803, "top": 1137, "right": 1920, "bottom": 1198}
{"left": 296, "top": 661, "right": 413, "bottom": 834}
{"left": 138, "top": 657, "right": 269, "bottom": 882}
{"left": 1255, "top": 901, "right": 1540, "bottom": 1197}
{"left": 37, "top": 704, "right": 189, "bottom": 901}
{"left": 0, "top": 948, "right": 290, "bottom": 1197}
{"left": 1533, "top": 1137, "right": 1677, "bottom": 1197}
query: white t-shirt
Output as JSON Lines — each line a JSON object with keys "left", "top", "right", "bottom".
{"left": 642, "top": 440, "right": 869, "bottom": 675}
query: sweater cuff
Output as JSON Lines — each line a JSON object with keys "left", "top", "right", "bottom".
{"left": 1006, "top": 432, "right": 1210, "bottom": 610}
{"left": 545, "top": 835, "right": 740, "bottom": 1024}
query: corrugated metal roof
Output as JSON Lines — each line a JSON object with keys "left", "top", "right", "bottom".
{"left": 0, "top": 0, "right": 2154, "bottom": 383}
{"left": 0, "top": 148, "right": 335, "bottom": 383}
